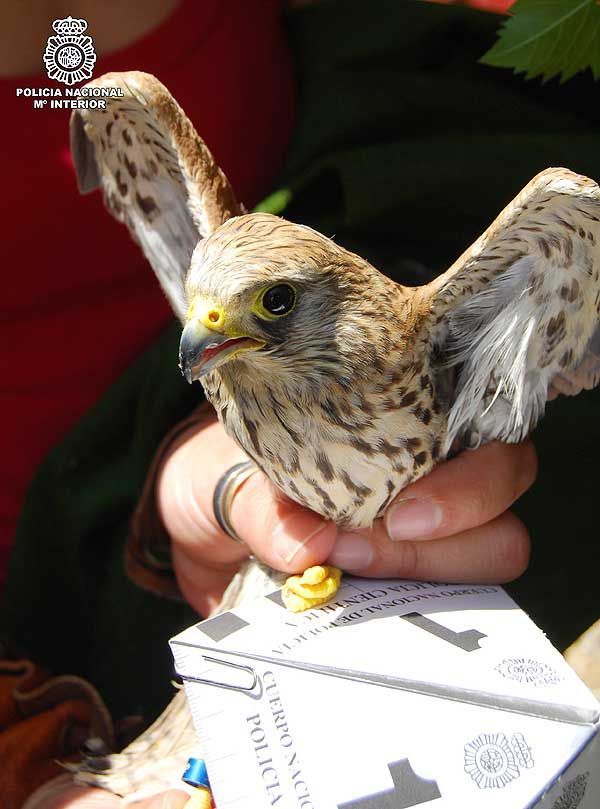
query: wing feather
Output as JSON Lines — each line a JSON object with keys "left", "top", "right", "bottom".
{"left": 70, "top": 71, "right": 242, "bottom": 321}
{"left": 427, "top": 168, "right": 600, "bottom": 451}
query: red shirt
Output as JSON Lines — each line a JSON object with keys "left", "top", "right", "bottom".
{"left": 0, "top": 0, "right": 295, "bottom": 585}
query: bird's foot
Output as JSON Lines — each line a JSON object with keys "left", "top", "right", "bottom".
{"left": 281, "top": 565, "right": 342, "bottom": 612}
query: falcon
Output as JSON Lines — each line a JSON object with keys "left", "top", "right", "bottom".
{"left": 71, "top": 71, "right": 600, "bottom": 608}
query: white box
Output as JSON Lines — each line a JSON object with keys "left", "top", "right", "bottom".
{"left": 170, "top": 578, "right": 599, "bottom": 808}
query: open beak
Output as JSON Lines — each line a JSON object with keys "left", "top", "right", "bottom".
{"left": 179, "top": 320, "right": 265, "bottom": 383}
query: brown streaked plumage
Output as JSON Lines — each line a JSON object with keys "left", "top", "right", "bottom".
{"left": 182, "top": 212, "right": 440, "bottom": 527}
{"left": 71, "top": 72, "right": 600, "bottom": 530}
{"left": 69, "top": 69, "right": 600, "bottom": 797}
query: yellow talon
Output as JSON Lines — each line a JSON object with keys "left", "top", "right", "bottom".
{"left": 281, "top": 565, "right": 342, "bottom": 612}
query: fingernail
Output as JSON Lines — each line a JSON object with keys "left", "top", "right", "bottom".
{"left": 385, "top": 498, "right": 442, "bottom": 541}
{"left": 273, "top": 520, "right": 332, "bottom": 566}
{"left": 328, "top": 532, "right": 373, "bottom": 572}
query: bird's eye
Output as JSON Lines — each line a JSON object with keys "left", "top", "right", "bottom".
{"left": 260, "top": 284, "right": 296, "bottom": 318}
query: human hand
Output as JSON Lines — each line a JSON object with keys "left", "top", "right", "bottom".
{"left": 25, "top": 775, "right": 188, "bottom": 809}
{"left": 157, "top": 416, "right": 536, "bottom": 617}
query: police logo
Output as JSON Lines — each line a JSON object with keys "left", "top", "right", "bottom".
{"left": 495, "top": 657, "right": 562, "bottom": 687}
{"left": 464, "top": 731, "right": 534, "bottom": 789}
{"left": 43, "top": 17, "right": 96, "bottom": 85}
{"left": 511, "top": 732, "right": 534, "bottom": 770}
{"left": 551, "top": 772, "right": 589, "bottom": 809}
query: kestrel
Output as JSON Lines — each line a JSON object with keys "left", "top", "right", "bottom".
{"left": 71, "top": 72, "right": 600, "bottom": 607}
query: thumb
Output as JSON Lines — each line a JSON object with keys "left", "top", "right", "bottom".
{"left": 229, "top": 470, "right": 338, "bottom": 573}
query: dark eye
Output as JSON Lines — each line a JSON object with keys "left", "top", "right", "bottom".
{"left": 262, "top": 284, "right": 296, "bottom": 316}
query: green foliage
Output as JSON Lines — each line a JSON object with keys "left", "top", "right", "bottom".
{"left": 481, "top": 0, "right": 600, "bottom": 83}
{"left": 254, "top": 188, "right": 293, "bottom": 215}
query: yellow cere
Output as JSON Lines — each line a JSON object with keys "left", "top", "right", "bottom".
{"left": 282, "top": 565, "right": 343, "bottom": 612}
{"left": 187, "top": 296, "right": 227, "bottom": 331}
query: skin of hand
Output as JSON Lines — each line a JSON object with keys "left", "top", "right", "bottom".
{"left": 25, "top": 775, "right": 188, "bottom": 809}
{"left": 157, "top": 415, "right": 537, "bottom": 617}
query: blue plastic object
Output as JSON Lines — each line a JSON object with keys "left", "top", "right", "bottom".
{"left": 182, "top": 757, "right": 211, "bottom": 790}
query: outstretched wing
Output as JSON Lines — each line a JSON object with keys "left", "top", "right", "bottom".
{"left": 426, "top": 168, "right": 600, "bottom": 452}
{"left": 70, "top": 71, "right": 242, "bottom": 321}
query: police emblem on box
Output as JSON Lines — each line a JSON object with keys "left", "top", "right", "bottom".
{"left": 43, "top": 17, "right": 96, "bottom": 85}
{"left": 551, "top": 773, "right": 589, "bottom": 809}
{"left": 464, "top": 732, "right": 534, "bottom": 789}
{"left": 495, "top": 657, "right": 562, "bottom": 687}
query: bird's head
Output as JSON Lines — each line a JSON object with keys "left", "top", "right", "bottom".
{"left": 179, "top": 213, "right": 380, "bottom": 387}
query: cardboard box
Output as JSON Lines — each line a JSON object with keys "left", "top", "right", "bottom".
{"left": 170, "top": 578, "right": 599, "bottom": 808}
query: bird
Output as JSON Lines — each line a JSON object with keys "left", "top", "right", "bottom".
{"left": 68, "top": 69, "right": 600, "bottom": 799}
{"left": 71, "top": 71, "right": 600, "bottom": 609}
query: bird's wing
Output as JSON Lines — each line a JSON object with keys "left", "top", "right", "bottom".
{"left": 70, "top": 71, "right": 242, "bottom": 321}
{"left": 426, "top": 168, "right": 600, "bottom": 452}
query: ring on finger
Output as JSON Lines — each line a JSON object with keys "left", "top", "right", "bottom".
{"left": 212, "top": 460, "right": 257, "bottom": 545}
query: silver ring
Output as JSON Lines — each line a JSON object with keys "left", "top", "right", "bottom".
{"left": 212, "top": 460, "right": 257, "bottom": 544}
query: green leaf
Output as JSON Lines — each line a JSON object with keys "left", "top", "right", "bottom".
{"left": 254, "top": 188, "right": 293, "bottom": 215}
{"left": 481, "top": 0, "right": 600, "bottom": 83}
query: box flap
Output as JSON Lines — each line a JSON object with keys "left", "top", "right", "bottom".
{"left": 171, "top": 577, "right": 599, "bottom": 724}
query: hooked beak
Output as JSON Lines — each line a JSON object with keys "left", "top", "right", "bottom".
{"left": 179, "top": 320, "right": 265, "bottom": 383}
